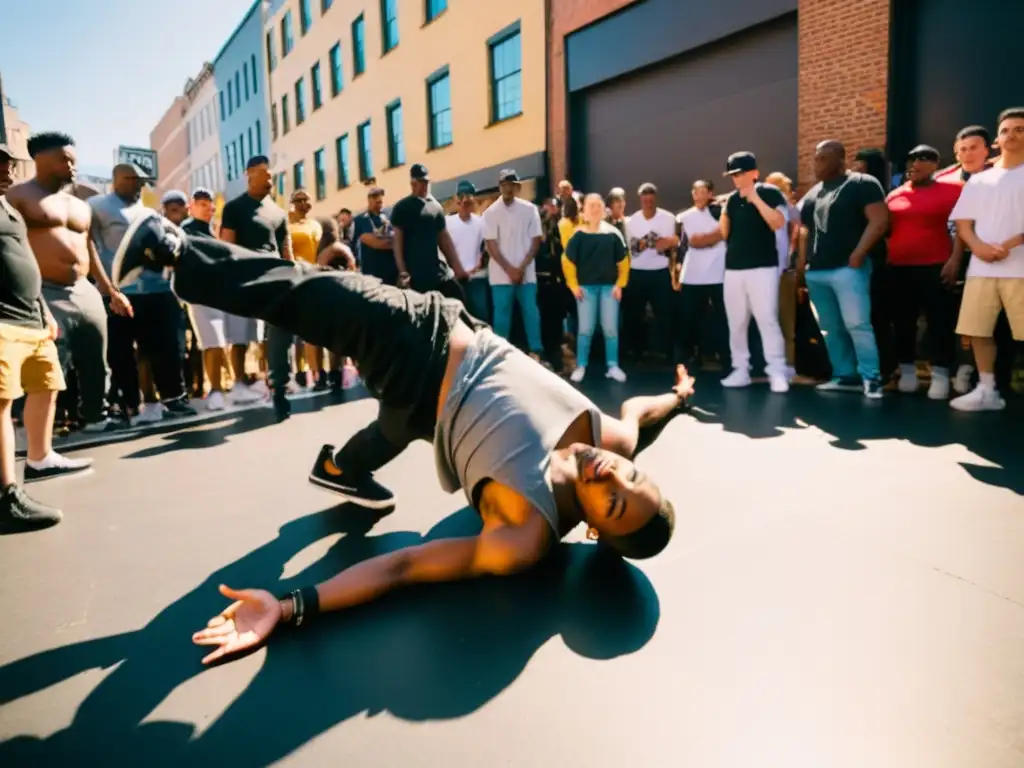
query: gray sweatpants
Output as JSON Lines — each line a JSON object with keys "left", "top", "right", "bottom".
{"left": 41, "top": 279, "right": 109, "bottom": 423}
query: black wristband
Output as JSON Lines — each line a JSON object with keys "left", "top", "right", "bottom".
{"left": 280, "top": 586, "right": 321, "bottom": 627}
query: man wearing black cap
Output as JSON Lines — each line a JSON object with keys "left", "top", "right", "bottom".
{"left": 884, "top": 145, "right": 962, "bottom": 399}
{"left": 219, "top": 155, "right": 287, "bottom": 412}
{"left": 0, "top": 142, "right": 93, "bottom": 531}
{"left": 108, "top": 213, "right": 687, "bottom": 663}
{"left": 798, "top": 140, "right": 889, "bottom": 398}
{"left": 719, "top": 151, "right": 791, "bottom": 392}
{"left": 7, "top": 133, "right": 132, "bottom": 432}
{"left": 483, "top": 169, "right": 546, "bottom": 363}
{"left": 352, "top": 184, "right": 396, "bottom": 285}
{"left": 389, "top": 163, "right": 468, "bottom": 299}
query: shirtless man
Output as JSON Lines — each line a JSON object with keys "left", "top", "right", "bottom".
{"left": 111, "top": 214, "right": 686, "bottom": 664}
{"left": 6, "top": 133, "right": 132, "bottom": 432}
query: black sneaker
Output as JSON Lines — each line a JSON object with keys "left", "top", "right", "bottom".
{"left": 863, "top": 378, "right": 884, "bottom": 399}
{"left": 163, "top": 398, "right": 198, "bottom": 418}
{"left": 308, "top": 444, "right": 395, "bottom": 509}
{"left": 0, "top": 484, "right": 63, "bottom": 531}
{"left": 272, "top": 390, "right": 291, "bottom": 421}
{"left": 23, "top": 453, "right": 94, "bottom": 483}
{"left": 110, "top": 211, "right": 185, "bottom": 289}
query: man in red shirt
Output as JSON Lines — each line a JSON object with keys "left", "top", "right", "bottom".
{"left": 885, "top": 145, "right": 963, "bottom": 398}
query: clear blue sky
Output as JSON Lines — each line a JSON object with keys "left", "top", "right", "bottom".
{"left": 2, "top": 0, "right": 254, "bottom": 177}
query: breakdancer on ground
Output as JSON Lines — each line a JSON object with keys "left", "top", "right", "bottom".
{"left": 111, "top": 214, "right": 692, "bottom": 664}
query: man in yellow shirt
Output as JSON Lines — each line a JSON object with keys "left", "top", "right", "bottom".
{"left": 288, "top": 190, "right": 326, "bottom": 388}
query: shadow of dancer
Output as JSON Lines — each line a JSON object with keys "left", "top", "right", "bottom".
{"left": 0, "top": 508, "right": 659, "bottom": 766}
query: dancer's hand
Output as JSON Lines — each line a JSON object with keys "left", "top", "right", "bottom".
{"left": 672, "top": 364, "right": 695, "bottom": 401}
{"left": 192, "top": 584, "right": 282, "bottom": 665}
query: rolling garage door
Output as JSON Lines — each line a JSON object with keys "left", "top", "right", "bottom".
{"left": 889, "top": 0, "right": 1024, "bottom": 160}
{"left": 569, "top": 15, "right": 798, "bottom": 213}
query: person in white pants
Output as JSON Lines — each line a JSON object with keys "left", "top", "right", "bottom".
{"left": 718, "top": 151, "right": 790, "bottom": 392}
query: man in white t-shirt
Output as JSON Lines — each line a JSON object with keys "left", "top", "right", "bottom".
{"left": 446, "top": 180, "right": 488, "bottom": 322}
{"left": 676, "top": 179, "right": 729, "bottom": 370}
{"left": 624, "top": 183, "right": 679, "bottom": 361}
{"left": 482, "top": 169, "right": 545, "bottom": 361}
{"left": 948, "top": 107, "right": 1024, "bottom": 412}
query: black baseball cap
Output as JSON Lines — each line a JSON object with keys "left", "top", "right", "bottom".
{"left": 456, "top": 180, "right": 476, "bottom": 196}
{"left": 411, "top": 163, "right": 429, "bottom": 181}
{"left": 192, "top": 187, "right": 213, "bottom": 201}
{"left": 724, "top": 151, "right": 758, "bottom": 176}
{"left": 907, "top": 144, "right": 940, "bottom": 162}
{"left": 498, "top": 168, "right": 520, "bottom": 184}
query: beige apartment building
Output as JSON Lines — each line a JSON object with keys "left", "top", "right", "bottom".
{"left": 263, "top": 0, "right": 546, "bottom": 216}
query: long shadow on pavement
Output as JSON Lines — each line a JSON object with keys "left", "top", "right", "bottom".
{"left": 0, "top": 506, "right": 659, "bottom": 766}
{"left": 576, "top": 369, "right": 1023, "bottom": 495}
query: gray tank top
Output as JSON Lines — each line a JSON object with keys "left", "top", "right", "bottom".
{"left": 434, "top": 329, "right": 602, "bottom": 534}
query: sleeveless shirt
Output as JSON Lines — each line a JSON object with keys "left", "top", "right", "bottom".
{"left": 433, "top": 329, "right": 602, "bottom": 534}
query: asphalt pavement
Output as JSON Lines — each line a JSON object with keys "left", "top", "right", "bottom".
{"left": 0, "top": 374, "right": 1021, "bottom": 767}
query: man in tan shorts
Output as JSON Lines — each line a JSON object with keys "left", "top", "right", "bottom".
{"left": 0, "top": 143, "right": 93, "bottom": 532}
{"left": 948, "top": 107, "right": 1024, "bottom": 412}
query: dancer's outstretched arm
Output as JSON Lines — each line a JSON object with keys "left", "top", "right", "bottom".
{"left": 600, "top": 365, "right": 695, "bottom": 459}
{"left": 191, "top": 497, "right": 551, "bottom": 665}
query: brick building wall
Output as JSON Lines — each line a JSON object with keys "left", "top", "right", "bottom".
{"left": 547, "top": 0, "right": 640, "bottom": 187}
{"left": 797, "top": 0, "right": 890, "bottom": 190}
{"left": 548, "top": 0, "right": 892, "bottom": 193}
{"left": 150, "top": 95, "right": 189, "bottom": 199}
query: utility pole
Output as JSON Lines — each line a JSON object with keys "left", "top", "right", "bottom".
{"left": 0, "top": 71, "right": 8, "bottom": 144}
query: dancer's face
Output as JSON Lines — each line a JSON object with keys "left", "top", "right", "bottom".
{"left": 559, "top": 444, "right": 662, "bottom": 539}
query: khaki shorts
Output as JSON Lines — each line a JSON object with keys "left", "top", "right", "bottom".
{"left": 956, "top": 277, "right": 1024, "bottom": 340}
{"left": 0, "top": 322, "right": 66, "bottom": 400}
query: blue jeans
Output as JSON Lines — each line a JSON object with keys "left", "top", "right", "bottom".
{"left": 462, "top": 278, "right": 490, "bottom": 324}
{"left": 577, "top": 284, "right": 620, "bottom": 368}
{"left": 805, "top": 262, "right": 880, "bottom": 381}
{"left": 490, "top": 283, "right": 543, "bottom": 354}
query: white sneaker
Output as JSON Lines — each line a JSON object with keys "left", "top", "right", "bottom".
{"left": 721, "top": 369, "right": 751, "bottom": 388}
{"left": 927, "top": 376, "right": 950, "bottom": 400}
{"left": 569, "top": 366, "right": 586, "bottom": 383}
{"left": 897, "top": 368, "right": 920, "bottom": 393}
{"left": 205, "top": 391, "right": 227, "bottom": 411}
{"left": 605, "top": 366, "right": 627, "bottom": 383}
{"left": 953, "top": 364, "right": 974, "bottom": 395}
{"left": 949, "top": 386, "right": 1006, "bottom": 412}
{"left": 229, "top": 382, "right": 264, "bottom": 404}
{"left": 769, "top": 375, "right": 790, "bottom": 393}
{"left": 248, "top": 379, "right": 270, "bottom": 397}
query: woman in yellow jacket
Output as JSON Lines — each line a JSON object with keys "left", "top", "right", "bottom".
{"left": 562, "top": 193, "right": 630, "bottom": 384}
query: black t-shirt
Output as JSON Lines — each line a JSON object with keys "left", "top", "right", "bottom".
{"left": 220, "top": 193, "right": 287, "bottom": 254}
{"left": 390, "top": 193, "right": 449, "bottom": 286}
{"left": 724, "top": 183, "right": 787, "bottom": 270}
{"left": 181, "top": 217, "right": 212, "bottom": 237}
{"left": 565, "top": 226, "right": 627, "bottom": 286}
{"left": 799, "top": 172, "right": 884, "bottom": 270}
{"left": 352, "top": 211, "right": 396, "bottom": 282}
{"left": 0, "top": 197, "right": 45, "bottom": 329}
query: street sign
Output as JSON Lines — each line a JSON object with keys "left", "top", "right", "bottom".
{"left": 116, "top": 145, "right": 159, "bottom": 180}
